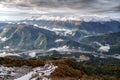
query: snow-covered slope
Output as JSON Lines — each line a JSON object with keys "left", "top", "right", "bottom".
{"left": 0, "top": 65, "right": 32, "bottom": 80}
{"left": 15, "top": 63, "right": 57, "bottom": 80}
{"left": 27, "top": 15, "right": 120, "bottom": 22}
{"left": 98, "top": 44, "right": 110, "bottom": 53}
{"left": 0, "top": 52, "right": 20, "bottom": 57}
{"left": 0, "top": 65, "right": 16, "bottom": 78}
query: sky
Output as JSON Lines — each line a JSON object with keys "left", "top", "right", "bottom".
{"left": 0, "top": 0, "right": 120, "bottom": 21}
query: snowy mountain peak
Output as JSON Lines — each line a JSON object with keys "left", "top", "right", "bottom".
{"left": 26, "top": 15, "right": 120, "bottom": 22}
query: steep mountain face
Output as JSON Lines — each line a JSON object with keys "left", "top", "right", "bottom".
{"left": 73, "top": 21, "right": 120, "bottom": 40}
{"left": 0, "top": 24, "right": 94, "bottom": 51}
{"left": 20, "top": 20, "right": 120, "bottom": 41}
{"left": 0, "top": 24, "right": 57, "bottom": 49}
{"left": 0, "top": 20, "right": 120, "bottom": 54}
{"left": 80, "top": 32, "right": 120, "bottom": 54}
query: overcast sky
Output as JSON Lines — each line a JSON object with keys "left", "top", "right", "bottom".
{"left": 0, "top": 0, "right": 120, "bottom": 20}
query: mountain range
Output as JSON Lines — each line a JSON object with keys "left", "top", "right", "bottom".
{"left": 0, "top": 19, "right": 120, "bottom": 56}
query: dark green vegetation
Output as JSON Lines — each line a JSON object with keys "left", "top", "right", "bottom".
{"left": 0, "top": 20, "right": 120, "bottom": 54}
{"left": 0, "top": 57, "right": 119, "bottom": 80}
{"left": 0, "top": 24, "right": 94, "bottom": 51}
{"left": 73, "top": 21, "right": 120, "bottom": 38}
{"left": 80, "top": 32, "right": 120, "bottom": 54}
{"left": 81, "top": 32, "right": 120, "bottom": 46}
{"left": 0, "top": 24, "right": 55, "bottom": 49}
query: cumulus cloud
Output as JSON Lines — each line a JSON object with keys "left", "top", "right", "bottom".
{"left": 0, "top": 0, "right": 120, "bottom": 20}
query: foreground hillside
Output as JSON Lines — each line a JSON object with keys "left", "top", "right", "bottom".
{"left": 0, "top": 57, "right": 119, "bottom": 80}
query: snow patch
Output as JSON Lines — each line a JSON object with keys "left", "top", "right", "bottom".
{"left": 0, "top": 52, "right": 20, "bottom": 57}
{"left": 40, "top": 40, "right": 44, "bottom": 46}
{"left": 93, "top": 41, "right": 103, "bottom": 46}
{"left": 98, "top": 44, "right": 110, "bottom": 53}
{"left": 38, "top": 26, "right": 72, "bottom": 35}
{"left": 29, "top": 52, "right": 36, "bottom": 58}
{"left": 15, "top": 63, "right": 57, "bottom": 80}
{"left": 112, "top": 54, "right": 120, "bottom": 59}
{"left": 0, "top": 37, "right": 8, "bottom": 42}
{"left": 33, "top": 24, "right": 39, "bottom": 27}
{"left": 22, "top": 21, "right": 27, "bottom": 24}
{"left": 49, "top": 45, "right": 69, "bottom": 51}
{"left": 4, "top": 46, "right": 10, "bottom": 49}
{"left": 0, "top": 65, "right": 16, "bottom": 78}
{"left": 8, "top": 22, "right": 13, "bottom": 24}
{"left": 55, "top": 39, "right": 64, "bottom": 42}
{"left": 39, "top": 26, "right": 51, "bottom": 31}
